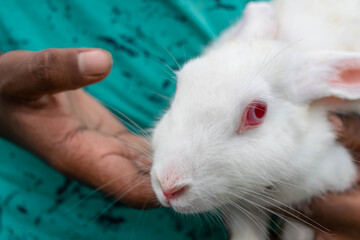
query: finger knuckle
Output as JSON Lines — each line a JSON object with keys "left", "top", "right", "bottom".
{"left": 31, "top": 49, "right": 61, "bottom": 90}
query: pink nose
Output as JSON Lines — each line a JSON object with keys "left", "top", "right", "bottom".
{"left": 162, "top": 186, "right": 188, "bottom": 200}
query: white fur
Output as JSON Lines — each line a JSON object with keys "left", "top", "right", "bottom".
{"left": 275, "top": 0, "right": 360, "bottom": 52}
{"left": 282, "top": 220, "right": 314, "bottom": 240}
{"left": 151, "top": 1, "right": 360, "bottom": 239}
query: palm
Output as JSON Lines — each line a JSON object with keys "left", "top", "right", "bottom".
{"left": 6, "top": 89, "right": 156, "bottom": 208}
{"left": 0, "top": 49, "right": 158, "bottom": 209}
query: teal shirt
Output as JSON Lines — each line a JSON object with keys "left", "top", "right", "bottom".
{"left": 0, "top": 1, "right": 259, "bottom": 239}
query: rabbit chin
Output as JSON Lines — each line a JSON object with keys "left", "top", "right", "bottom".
{"left": 169, "top": 200, "right": 216, "bottom": 214}
{"left": 155, "top": 190, "right": 218, "bottom": 214}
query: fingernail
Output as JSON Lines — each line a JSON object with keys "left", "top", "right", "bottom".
{"left": 78, "top": 50, "right": 112, "bottom": 77}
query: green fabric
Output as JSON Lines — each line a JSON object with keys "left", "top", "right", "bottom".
{"left": 0, "top": 0, "right": 260, "bottom": 239}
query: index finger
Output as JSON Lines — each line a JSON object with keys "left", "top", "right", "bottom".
{"left": 329, "top": 113, "right": 360, "bottom": 159}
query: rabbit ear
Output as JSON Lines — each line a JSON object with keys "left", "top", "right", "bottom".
{"left": 238, "top": 2, "right": 279, "bottom": 39}
{"left": 205, "top": 2, "right": 278, "bottom": 53}
{"left": 294, "top": 51, "right": 360, "bottom": 102}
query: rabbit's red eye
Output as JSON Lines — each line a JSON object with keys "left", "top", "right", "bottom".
{"left": 237, "top": 100, "right": 267, "bottom": 134}
{"left": 246, "top": 101, "right": 267, "bottom": 125}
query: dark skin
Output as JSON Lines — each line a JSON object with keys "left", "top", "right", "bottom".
{"left": 0, "top": 48, "right": 158, "bottom": 209}
{"left": 0, "top": 48, "right": 359, "bottom": 238}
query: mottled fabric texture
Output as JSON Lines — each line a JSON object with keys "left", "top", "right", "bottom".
{"left": 0, "top": 1, "right": 259, "bottom": 239}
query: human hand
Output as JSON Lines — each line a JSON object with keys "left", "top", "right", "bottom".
{"left": 275, "top": 114, "right": 360, "bottom": 240}
{"left": 0, "top": 49, "right": 158, "bottom": 209}
{"left": 301, "top": 114, "right": 360, "bottom": 240}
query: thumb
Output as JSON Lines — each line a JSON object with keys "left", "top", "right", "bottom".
{"left": 0, "top": 48, "right": 112, "bottom": 99}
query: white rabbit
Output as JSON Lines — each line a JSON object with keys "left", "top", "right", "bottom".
{"left": 150, "top": 1, "right": 360, "bottom": 239}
